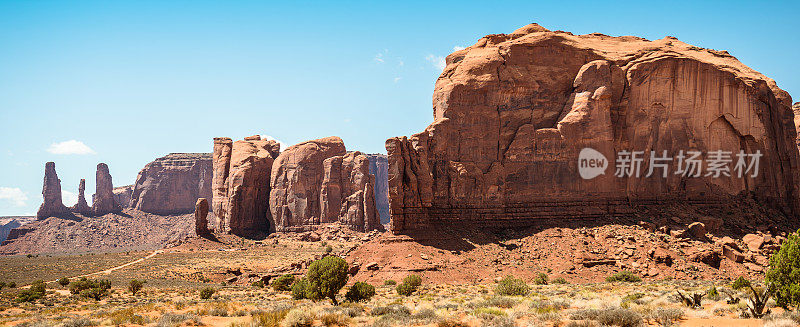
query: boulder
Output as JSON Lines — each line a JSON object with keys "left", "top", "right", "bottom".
{"left": 687, "top": 222, "right": 707, "bottom": 239}
{"left": 212, "top": 136, "right": 280, "bottom": 236}
{"left": 689, "top": 250, "right": 721, "bottom": 268}
{"left": 130, "top": 153, "right": 212, "bottom": 214}
{"left": 386, "top": 23, "right": 800, "bottom": 233}
{"left": 743, "top": 234, "right": 764, "bottom": 252}
{"left": 36, "top": 162, "right": 70, "bottom": 219}
{"left": 195, "top": 198, "right": 210, "bottom": 236}
{"left": 70, "top": 179, "right": 92, "bottom": 215}
{"left": 722, "top": 245, "right": 744, "bottom": 263}
{"left": 92, "top": 163, "right": 122, "bottom": 216}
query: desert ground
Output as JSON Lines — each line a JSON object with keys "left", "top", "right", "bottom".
{"left": 0, "top": 223, "right": 797, "bottom": 327}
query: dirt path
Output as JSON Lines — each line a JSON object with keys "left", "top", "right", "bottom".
{"left": 22, "top": 250, "right": 163, "bottom": 289}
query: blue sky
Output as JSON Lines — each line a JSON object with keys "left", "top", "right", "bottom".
{"left": 1, "top": 0, "right": 798, "bottom": 216}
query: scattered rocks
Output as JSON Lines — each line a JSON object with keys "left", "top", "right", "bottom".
{"left": 687, "top": 222, "right": 707, "bottom": 239}
{"left": 743, "top": 234, "right": 764, "bottom": 252}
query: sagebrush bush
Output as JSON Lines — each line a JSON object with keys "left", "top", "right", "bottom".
{"left": 344, "top": 281, "right": 375, "bottom": 302}
{"left": 58, "top": 277, "right": 70, "bottom": 287}
{"left": 766, "top": 229, "right": 800, "bottom": 309}
{"left": 396, "top": 274, "right": 422, "bottom": 296}
{"left": 732, "top": 276, "right": 751, "bottom": 290}
{"left": 533, "top": 273, "right": 549, "bottom": 285}
{"left": 495, "top": 276, "right": 530, "bottom": 296}
{"left": 16, "top": 280, "right": 46, "bottom": 303}
{"left": 281, "top": 308, "right": 314, "bottom": 327}
{"left": 199, "top": 287, "right": 216, "bottom": 299}
{"left": 551, "top": 277, "right": 569, "bottom": 284}
{"left": 128, "top": 279, "right": 145, "bottom": 295}
{"left": 606, "top": 270, "right": 642, "bottom": 283}
{"left": 305, "top": 256, "right": 349, "bottom": 304}
{"left": 251, "top": 309, "right": 289, "bottom": 327}
{"left": 384, "top": 279, "right": 396, "bottom": 286}
{"left": 271, "top": 274, "right": 296, "bottom": 292}
{"left": 291, "top": 278, "right": 308, "bottom": 300}
{"left": 69, "top": 278, "right": 111, "bottom": 300}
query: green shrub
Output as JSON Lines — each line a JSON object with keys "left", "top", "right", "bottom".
{"left": 7, "top": 281, "right": 16, "bottom": 288}
{"left": 69, "top": 278, "right": 111, "bottom": 300}
{"left": 345, "top": 282, "right": 375, "bottom": 302}
{"left": 570, "top": 307, "right": 642, "bottom": 327}
{"left": 495, "top": 276, "right": 530, "bottom": 296}
{"left": 766, "top": 229, "right": 800, "bottom": 309}
{"left": 533, "top": 273, "right": 549, "bottom": 285}
{"left": 291, "top": 278, "right": 308, "bottom": 300}
{"left": 305, "top": 256, "right": 349, "bottom": 304}
{"left": 732, "top": 276, "right": 752, "bottom": 290}
{"left": 551, "top": 277, "right": 569, "bottom": 284}
{"left": 128, "top": 279, "right": 145, "bottom": 295}
{"left": 384, "top": 279, "right": 396, "bottom": 286}
{"left": 0, "top": 281, "right": 6, "bottom": 290}
{"left": 606, "top": 270, "right": 642, "bottom": 283}
{"left": 200, "top": 287, "right": 216, "bottom": 299}
{"left": 271, "top": 274, "right": 296, "bottom": 292}
{"left": 16, "top": 280, "right": 46, "bottom": 303}
{"left": 58, "top": 277, "right": 70, "bottom": 287}
{"left": 707, "top": 285, "right": 720, "bottom": 301}
{"left": 325, "top": 245, "right": 333, "bottom": 253}
{"left": 403, "top": 275, "right": 422, "bottom": 287}
{"left": 251, "top": 280, "right": 265, "bottom": 288}
{"left": 396, "top": 274, "right": 423, "bottom": 296}
{"left": 396, "top": 282, "right": 416, "bottom": 296}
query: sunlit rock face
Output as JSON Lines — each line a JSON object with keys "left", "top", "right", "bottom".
{"left": 387, "top": 24, "right": 800, "bottom": 233}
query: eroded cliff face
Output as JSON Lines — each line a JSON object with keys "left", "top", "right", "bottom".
{"left": 130, "top": 153, "right": 212, "bottom": 215}
{"left": 212, "top": 136, "right": 280, "bottom": 236}
{"left": 387, "top": 24, "right": 800, "bottom": 233}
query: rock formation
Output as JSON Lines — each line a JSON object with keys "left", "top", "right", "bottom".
{"left": 367, "top": 154, "right": 390, "bottom": 224}
{"left": 92, "top": 163, "right": 122, "bottom": 216}
{"left": 386, "top": 24, "right": 800, "bottom": 233}
{"left": 212, "top": 136, "right": 280, "bottom": 236}
{"left": 319, "top": 151, "right": 381, "bottom": 232}
{"left": 794, "top": 102, "right": 800, "bottom": 150}
{"left": 271, "top": 137, "right": 347, "bottom": 231}
{"left": 36, "top": 162, "right": 70, "bottom": 219}
{"left": 195, "top": 198, "right": 210, "bottom": 236}
{"left": 130, "top": 153, "right": 212, "bottom": 214}
{"left": 70, "top": 179, "right": 92, "bottom": 215}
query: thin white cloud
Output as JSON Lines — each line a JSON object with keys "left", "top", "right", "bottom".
{"left": 47, "top": 140, "right": 96, "bottom": 155}
{"left": 62, "top": 190, "right": 78, "bottom": 206}
{"left": 0, "top": 187, "right": 28, "bottom": 207}
{"left": 393, "top": 77, "right": 402, "bottom": 83}
{"left": 425, "top": 54, "right": 446, "bottom": 71}
{"left": 260, "top": 135, "right": 288, "bottom": 151}
{"left": 453, "top": 46, "right": 466, "bottom": 51}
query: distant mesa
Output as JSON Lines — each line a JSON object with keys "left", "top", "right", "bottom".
{"left": 130, "top": 153, "right": 212, "bottom": 215}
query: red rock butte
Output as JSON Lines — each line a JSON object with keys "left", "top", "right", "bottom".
{"left": 386, "top": 23, "right": 800, "bottom": 233}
